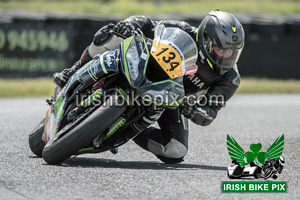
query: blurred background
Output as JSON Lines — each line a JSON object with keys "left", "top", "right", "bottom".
{"left": 0, "top": 0, "right": 300, "bottom": 96}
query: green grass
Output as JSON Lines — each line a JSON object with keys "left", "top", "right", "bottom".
{"left": 0, "top": 78, "right": 56, "bottom": 97}
{"left": 238, "top": 78, "right": 300, "bottom": 94}
{"left": 1, "top": 1, "right": 299, "bottom": 96}
{"left": 0, "top": 0, "right": 299, "bottom": 15}
{"left": 0, "top": 78, "right": 299, "bottom": 97}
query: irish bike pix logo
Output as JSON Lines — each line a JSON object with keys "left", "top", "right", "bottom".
{"left": 222, "top": 134, "right": 287, "bottom": 193}
{"left": 226, "top": 134, "right": 285, "bottom": 179}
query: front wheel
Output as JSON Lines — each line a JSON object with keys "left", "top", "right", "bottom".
{"left": 42, "top": 95, "right": 126, "bottom": 165}
{"left": 28, "top": 118, "right": 46, "bottom": 157}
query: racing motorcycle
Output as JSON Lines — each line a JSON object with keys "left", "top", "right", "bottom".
{"left": 261, "top": 156, "right": 285, "bottom": 179}
{"left": 28, "top": 24, "right": 198, "bottom": 165}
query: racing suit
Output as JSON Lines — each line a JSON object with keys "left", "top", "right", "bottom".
{"left": 58, "top": 16, "right": 241, "bottom": 164}
{"left": 111, "top": 16, "right": 241, "bottom": 164}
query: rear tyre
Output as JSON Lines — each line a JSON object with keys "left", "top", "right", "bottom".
{"left": 42, "top": 95, "right": 126, "bottom": 165}
{"left": 28, "top": 118, "right": 46, "bottom": 157}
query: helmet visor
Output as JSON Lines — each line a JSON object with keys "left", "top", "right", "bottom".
{"left": 205, "top": 41, "right": 243, "bottom": 68}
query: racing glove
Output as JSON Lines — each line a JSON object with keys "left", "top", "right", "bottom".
{"left": 113, "top": 21, "right": 135, "bottom": 37}
{"left": 190, "top": 105, "right": 218, "bottom": 126}
{"left": 179, "top": 98, "right": 196, "bottom": 119}
{"left": 179, "top": 98, "right": 219, "bottom": 126}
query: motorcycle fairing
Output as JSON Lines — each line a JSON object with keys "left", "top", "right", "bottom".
{"left": 120, "top": 35, "right": 185, "bottom": 108}
{"left": 137, "top": 76, "right": 185, "bottom": 108}
{"left": 120, "top": 36, "right": 150, "bottom": 89}
{"left": 48, "top": 50, "right": 120, "bottom": 137}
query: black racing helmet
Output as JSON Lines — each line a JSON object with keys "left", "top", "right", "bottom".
{"left": 197, "top": 10, "right": 245, "bottom": 71}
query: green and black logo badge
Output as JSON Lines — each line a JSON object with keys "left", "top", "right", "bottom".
{"left": 222, "top": 134, "right": 286, "bottom": 193}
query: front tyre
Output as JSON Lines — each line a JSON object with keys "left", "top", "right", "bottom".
{"left": 42, "top": 95, "right": 126, "bottom": 165}
{"left": 28, "top": 118, "right": 46, "bottom": 157}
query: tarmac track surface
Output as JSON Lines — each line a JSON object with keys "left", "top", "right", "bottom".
{"left": 0, "top": 94, "right": 299, "bottom": 200}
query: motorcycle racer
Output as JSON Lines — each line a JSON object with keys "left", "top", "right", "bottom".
{"left": 54, "top": 10, "right": 245, "bottom": 164}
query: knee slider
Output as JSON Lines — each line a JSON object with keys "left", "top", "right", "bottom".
{"left": 148, "top": 138, "right": 188, "bottom": 159}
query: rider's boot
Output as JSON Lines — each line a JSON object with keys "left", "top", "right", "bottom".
{"left": 53, "top": 47, "right": 92, "bottom": 88}
{"left": 53, "top": 62, "right": 81, "bottom": 88}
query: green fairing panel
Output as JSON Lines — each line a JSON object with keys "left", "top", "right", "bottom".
{"left": 54, "top": 91, "right": 64, "bottom": 114}
{"left": 51, "top": 90, "right": 67, "bottom": 134}
{"left": 120, "top": 36, "right": 150, "bottom": 89}
{"left": 80, "top": 88, "right": 103, "bottom": 108}
{"left": 118, "top": 87, "right": 131, "bottom": 106}
{"left": 137, "top": 77, "right": 185, "bottom": 107}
